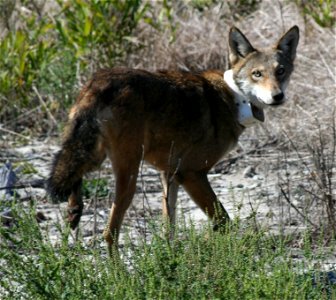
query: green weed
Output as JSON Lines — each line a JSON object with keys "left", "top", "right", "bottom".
{"left": 0, "top": 0, "right": 173, "bottom": 130}
{"left": 0, "top": 206, "right": 330, "bottom": 299}
{"left": 295, "top": 0, "right": 335, "bottom": 28}
{"left": 82, "top": 178, "right": 109, "bottom": 199}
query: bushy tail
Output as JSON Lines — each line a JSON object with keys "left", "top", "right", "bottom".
{"left": 47, "top": 109, "right": 101, "bottom": 203}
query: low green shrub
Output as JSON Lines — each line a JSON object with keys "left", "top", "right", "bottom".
{"left": 0, "top": 206, "right": 330, "bottom": 299}
{"left": 294, "top": 0, "right": 335, "bottom": 28}
{"left": 0, "top": 0, "right": 173, "bottom": 130}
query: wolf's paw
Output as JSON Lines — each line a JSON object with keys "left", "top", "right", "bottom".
{"left": 67, "top": 206, "right": 83, "bottom": 229}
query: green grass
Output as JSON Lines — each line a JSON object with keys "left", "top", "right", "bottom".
{"left": 0, "top": 206, "right": 332, "bottom": 299}
{"left": 0, "top": 0, "right": 174, "bottom": 128}
{"left": 82, "top": 177, "right": 109, "bottom": 199}
{"left": 294, "top": 0, "right": 335, "bottom": 28}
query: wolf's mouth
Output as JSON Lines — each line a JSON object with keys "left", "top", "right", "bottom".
{"left": 270, "top": 101, "right": 285, "bottom": 106}
{"left": 250, "top": 103, "right": 265, "bottom": 122}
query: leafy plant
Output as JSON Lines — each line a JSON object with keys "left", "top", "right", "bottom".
{"left": 54, "top": 0, "right": 150, "bottom": 69}
{"left": 0, "top": 206, "right": 330, "bottom": 299}
{"left": 0, "top": 11, "right": 56, "bottom": 119}
{"left": 0, "top": 0, "right": 173, "bottom": 131}
{"left": 82, "top": 178, "right": 109, "bottom": 199}
{"left": 295, "top": 0, "right": 335, "bottom": 28}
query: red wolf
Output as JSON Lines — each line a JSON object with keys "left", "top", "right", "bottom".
{"left": 48, "top": 26, "right": 299, "bottom": 253}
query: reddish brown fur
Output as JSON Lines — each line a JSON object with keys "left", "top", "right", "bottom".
{"left": 48, "top": 68, "right": 241, "bottom": 250}
{"left": 47, "top": 26, "right": 299, "bottom": 254}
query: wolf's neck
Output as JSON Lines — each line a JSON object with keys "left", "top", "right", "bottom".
{"left": 223, "top": 69, "right": 245, "bottom": 98}
{"left": 223, "top": 69, "right": 264, "bottom": 127}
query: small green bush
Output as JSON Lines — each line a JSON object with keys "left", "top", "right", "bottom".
{"left": 0, "top": 206, "right": 330, "bottom": 299}
{"left": 0, "top": 0, "right": 172, "bottom": 129}
{"left": 82, "top": 178, "right": 109, "bottom": 199}
{"left": 295, "top": 0, "right": 335, "bottom": 28}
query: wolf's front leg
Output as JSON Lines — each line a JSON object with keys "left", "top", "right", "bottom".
{"left": 180, "top": 171, "right": 230, "bottom": 230}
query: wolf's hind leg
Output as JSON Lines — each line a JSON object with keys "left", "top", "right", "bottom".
{"left": 103, "top": 147, "right": 142, "bottom": 255}
{"left": 161, "top": 171, "right": 179, "bottom": 239}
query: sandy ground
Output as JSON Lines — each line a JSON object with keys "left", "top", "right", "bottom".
{"left": 0, "top": 138, "right": 329, "bottom": 238}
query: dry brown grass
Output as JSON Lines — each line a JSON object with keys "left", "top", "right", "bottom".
{"left": 126, "top": 0, "right": 336, "bottom": 238}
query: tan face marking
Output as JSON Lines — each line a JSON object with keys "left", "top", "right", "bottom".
{"left": 263, "top": 79, "right": 277, "bottom": 90}
{"left": 273, "top": 62, "right": 279, "bottom": 69}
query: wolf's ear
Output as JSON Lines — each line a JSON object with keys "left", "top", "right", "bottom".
{"left": 229, "top": 27, "right": 255, "bottom": 65}
{"left": 276, "top": 26, "right": 300, "bottom": 61}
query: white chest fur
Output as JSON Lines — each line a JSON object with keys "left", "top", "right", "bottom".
{"left": 223, "top": 70, "right": 264, "bottom": 127}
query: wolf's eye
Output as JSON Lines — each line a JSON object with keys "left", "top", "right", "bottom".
{"left": 252, "top": 70, "right": 262, "bottom": 78}
{"left": 276, "top": 67, "right": 285, "bottom": 76}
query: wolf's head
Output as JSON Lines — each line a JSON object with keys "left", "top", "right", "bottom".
{"left": 228, "top": 26, "right": 299, "bottom": 109}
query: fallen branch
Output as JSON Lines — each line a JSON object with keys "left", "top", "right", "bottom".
{"left": 0, "top": 126, "right": 31, "bottom": 141}
{"left": 0, "top": 179, "right": 45, "bottom": 191}
{"left": 214, "top": 137, "right": 278, "bottom": 173}
{"left": 32, "top": 86, "right": 58, "bottom": 127}
{"left": 279, "top": 184, "right": 316, "bottom": 228}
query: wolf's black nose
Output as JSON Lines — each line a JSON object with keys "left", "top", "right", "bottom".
{"left": 272, "top": 92, "right": 284, "bottom": 103}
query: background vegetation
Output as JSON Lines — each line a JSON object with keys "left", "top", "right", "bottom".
{"left": 0, "top": 0, "right": 174, "bottom": 133}
{"left": 0, "top": 0, "right": 335, "bottom": 298}
{"left": 0, "top": 0, "right": 334, "bottom": 133}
